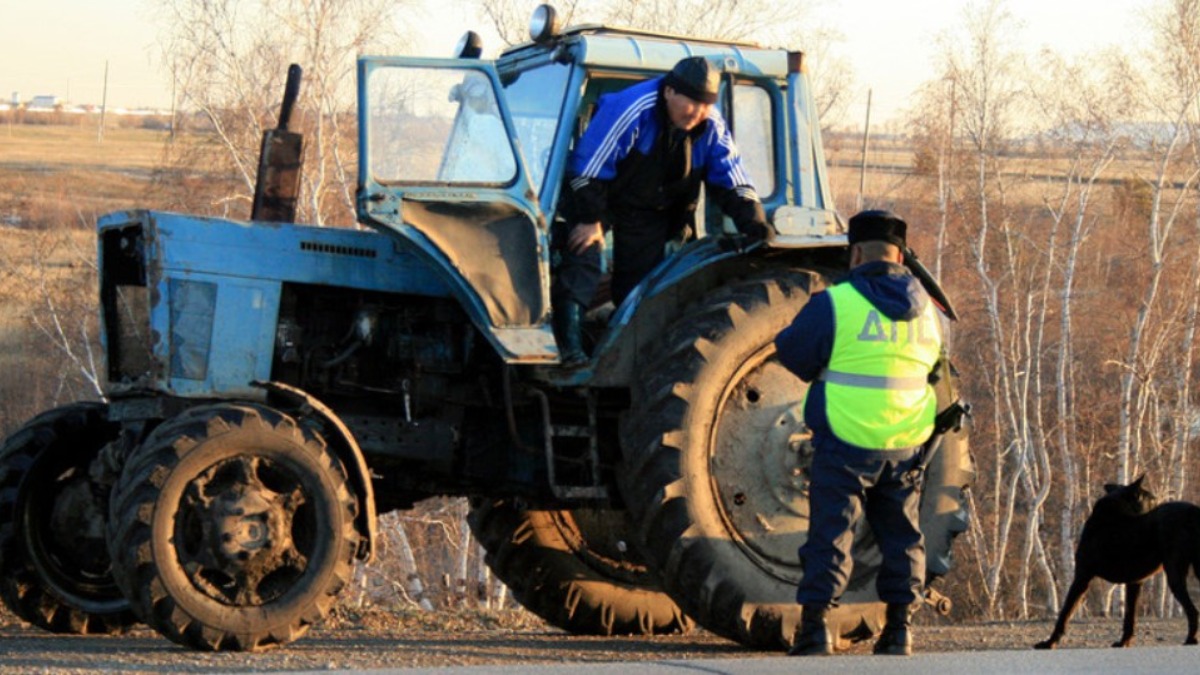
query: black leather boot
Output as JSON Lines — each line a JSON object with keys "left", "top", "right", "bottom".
{"left": 873, "top": 603, "right": 913, "bottom": 655}
{"left": 553, "top": 301, "right": 587, "bottom": 368}
{"left": 788, "top": 604, "right": 833, "bottom": 656}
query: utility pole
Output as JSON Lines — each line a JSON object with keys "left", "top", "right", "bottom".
{"left": 856, "top": 88, "right": 872, "bottom": 213}
{"left": 169, "top": 71, "right": 177, "bottom": 142}
{"left": 98, "top": 61, "right": 109, "bottom": 142}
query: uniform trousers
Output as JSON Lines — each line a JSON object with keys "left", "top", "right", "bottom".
{"left": 795, "top": 437, "right": 925, "bottom": 606}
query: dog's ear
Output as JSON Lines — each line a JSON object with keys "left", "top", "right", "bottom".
{"left": 1132, "top": 474, "right": 1146, "bottom": 489}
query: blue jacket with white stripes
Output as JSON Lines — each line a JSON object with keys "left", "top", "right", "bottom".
{"left": 564, "top": 76, "right": 766, "bottom": 237}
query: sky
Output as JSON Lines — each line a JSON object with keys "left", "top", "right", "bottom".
{"left": 0, "top": 0, "right": 1154, "bottom": 123}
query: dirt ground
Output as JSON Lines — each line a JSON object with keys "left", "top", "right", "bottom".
{"left": 0, "top": 607, "right": 1195, "bottom": 673}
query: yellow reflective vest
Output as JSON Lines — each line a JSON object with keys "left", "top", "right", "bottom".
{"left": 821, "top": 282, "right": 942, "bottom": 450}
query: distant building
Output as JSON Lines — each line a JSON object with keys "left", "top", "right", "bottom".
{"left": 28, "top": 95, "right": 60, "bottom": 110}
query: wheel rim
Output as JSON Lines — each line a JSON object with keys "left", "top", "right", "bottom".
{"left": 708, "top": 346, "right": 878, "bottom": 584}
{"left": 23, "top": 445, "right": 126, "bottom": 612}
{"left": 175, "top": 454, "right": 315, "bottom": 607}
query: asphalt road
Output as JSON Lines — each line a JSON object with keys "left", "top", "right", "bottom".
{"left": 2, "top": 616, "right": 1196, "bottom": 673}
{"left": 388, "top": 646, "right": 1200, "bottom": 675}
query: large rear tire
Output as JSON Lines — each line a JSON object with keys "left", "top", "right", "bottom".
{"left": 468, "top": 499, "right": 693, "bottom": 636}
{"left": 107, "top": 403, "right": 360, "bottom": 651}
{"left": 619, "top": 271, "right": 972, "bottom": 650}
{"left": 0, "top": 402, "right": 137, "bottom": 634}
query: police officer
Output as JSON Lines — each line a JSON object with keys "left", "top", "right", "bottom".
{"left": 553, "top": 55, "right": 775, "bottom": 365}
{"left": 774, "top": 210, "right": 943, "bottom": 657}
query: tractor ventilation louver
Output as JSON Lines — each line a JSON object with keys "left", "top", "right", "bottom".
{"left": 300, "top": 241, "right": 378, "bottom": 258}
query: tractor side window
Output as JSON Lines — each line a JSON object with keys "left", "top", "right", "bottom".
{"left": 502, "top": 62, "right": 571, "bottom": 194}
{"left": 731, "top": 83, "right": 775, "bottom": 198}
{"left": 367, "top": 67, "right": 517, "bottom": 185}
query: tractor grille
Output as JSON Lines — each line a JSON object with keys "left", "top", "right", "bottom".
{"left": 110, "top": 285, "right": 153, "bottom": 382}
{"left": 101, "top": 224, "right": 157, "bottom": 385}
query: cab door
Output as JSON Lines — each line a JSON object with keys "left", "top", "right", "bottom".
{"left": 357, "top": 57, "right": 555, "bottom": 362}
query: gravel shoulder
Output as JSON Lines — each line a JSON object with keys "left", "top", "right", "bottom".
{"left": 0, "top": 610, "right": 1192, "bottom": 673}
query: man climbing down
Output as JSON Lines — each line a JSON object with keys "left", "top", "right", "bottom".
{"left": 553, "top": 55, "right": 774, "bottom": 366}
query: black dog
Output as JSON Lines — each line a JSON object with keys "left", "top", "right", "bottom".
{"left": 1035, "top": 475, "right": 1200, "bottom": 649}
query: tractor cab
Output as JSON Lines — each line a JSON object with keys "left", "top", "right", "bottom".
{"left": 356, "top": 7, "right": 845, "bottom": 372}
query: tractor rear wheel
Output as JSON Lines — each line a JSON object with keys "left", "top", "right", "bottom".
{"left": 107, "top": 403, "right": 360, "bottom": 651}
{"left": 619, "top": 270, "right": 973, "bottom": 650}
{"left": 468, "top": 499, "right": 692, "bottom": 635}
{"left": 0, "top": 402, "right": 137, "bottom": 635}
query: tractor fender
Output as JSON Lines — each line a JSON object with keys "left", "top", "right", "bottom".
{"left": 251, "top": 380, "right": 377, "bottom": 562}
{"left": 589, "top": 238, "right": 846, "bottom": 387}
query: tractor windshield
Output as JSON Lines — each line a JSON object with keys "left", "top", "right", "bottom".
{"left": 367, "top": 66, "right": 517, "bottom": 185}
{"left": 500, "top": 61, "right": 571, "bottom": 194}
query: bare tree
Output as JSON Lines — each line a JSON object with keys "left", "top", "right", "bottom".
{"left": 932, "top": 0, "right": 1036, "bottom": 619}
{"left": 467, "top": 0, "right": 855, "bottom": 129}
{"left": 1113, "top": 0, "right": 1200, "bottom": 486}
{"left": 154, "top": 0, "right": 413, "bottom": 226}
{"left": 0, "top": 220, "right": 105, "bottom": 443}
{"left": 1026, "top": 46, "right": 1136, "bottom": 617}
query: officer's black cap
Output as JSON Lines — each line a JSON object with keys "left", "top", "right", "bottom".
{"left": 664, "top": 56, "right": 720, "bottom": 104}
{"left": 848, "top": 210, "right": 907, "bottom": 249}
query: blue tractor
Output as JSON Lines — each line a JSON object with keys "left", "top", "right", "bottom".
{"left": 0, "top": 5, "right": 973, "bottom": 652}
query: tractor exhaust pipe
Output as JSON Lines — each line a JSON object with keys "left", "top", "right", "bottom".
{"left": 251, "top": 63, "right": 304, "bottom": 223}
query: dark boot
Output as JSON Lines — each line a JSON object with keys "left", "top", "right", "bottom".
{"left": 788, "top": 604, "right": 833, "bottom": 656}
{"left": 873, "top": 603, "right": 913, "bottom": 656}
{"left": 553, "top": 301, "right": 587, "bottom": 368}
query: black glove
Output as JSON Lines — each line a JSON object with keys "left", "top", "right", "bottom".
{"left": 717, "top": 233, "right": 749, "bottom": 253}
{"left": 717, "top": 232, "right": 771, "bottom": 254}
{"left": 738, "top": 219, "right": 776, "bottom": 244}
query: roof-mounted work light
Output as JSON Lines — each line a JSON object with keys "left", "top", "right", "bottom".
{"left": 529, "top": 4, "right": 561, "bottom": 43}
{"left": 456, "top": 31, "right": 483, "bottom": 59}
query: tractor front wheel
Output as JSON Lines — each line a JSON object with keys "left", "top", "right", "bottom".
{"left": 0, "top": 402, "right": 137, "bottom": 634}
{"left": 107, "top": 403, "right": 360, "bottom": 651}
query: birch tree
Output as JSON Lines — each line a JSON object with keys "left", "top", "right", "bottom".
{"left": 1026, "top": 48, "right": 1135, "bottom": 615}
{"left": 933, "top": 0, "right": 1043, "bottom": 619}
{"left": 1115, "top": 0, "right": 1200, "bottom": 485}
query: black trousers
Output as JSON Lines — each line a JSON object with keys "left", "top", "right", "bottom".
{"left": 552, "top": 208, "right": 680, "bottom": 309}
{"left": 795, "top": 437, "right": 925, "bottom": 606}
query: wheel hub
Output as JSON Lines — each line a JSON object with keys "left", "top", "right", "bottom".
{"left": 47, "top": 477, "right": 112, "bottom": 578}
{"left": 178, "top": 455, "right": 310, "bottom": 606}
{"left": 212, "top": 487, "right": 292, "bottom": 564}
{"left": 710, "top": 349, "right": 882, "bottom": 587}
{"left": 710, "top": 351, "right": 813, "bottom": 580}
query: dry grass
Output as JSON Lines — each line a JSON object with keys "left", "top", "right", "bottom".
{"left": 0, "top": 124, "right": 169, "bottom": 171}
{"left": 0, "top": 124, "right": 207, "bottom": 229}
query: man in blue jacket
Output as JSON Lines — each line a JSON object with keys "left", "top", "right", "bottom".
{"left": 775, "top": 210, "right": 943, "bottom": 657}
{"left": 553, "top": 56, "right": 774, "bottom": 365}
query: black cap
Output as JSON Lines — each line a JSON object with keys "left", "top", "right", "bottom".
{"left": 664, "top": 56, "right": 720, "bottom": 104}
{"left": 848, "top": 210, "right": 907, "bottom": 248}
